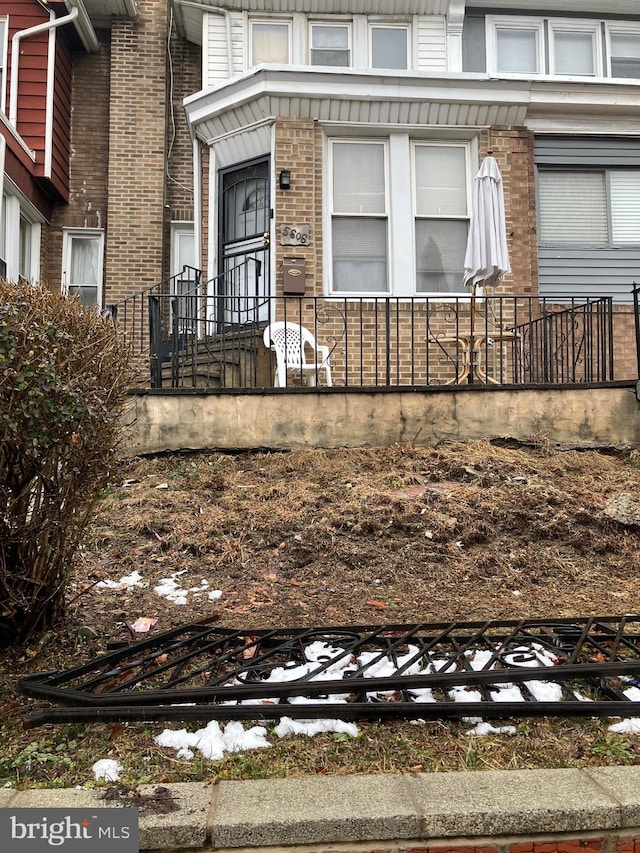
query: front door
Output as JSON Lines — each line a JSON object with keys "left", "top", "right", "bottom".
{"left": 219, "top": 158, "right": 270, "bottom": 326}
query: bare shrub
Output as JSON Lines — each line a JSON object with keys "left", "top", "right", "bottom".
{"left": 0, "top": 281, "right": 132, "bottom": 642}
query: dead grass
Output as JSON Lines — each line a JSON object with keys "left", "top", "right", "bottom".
{"left": 3, "top": 439, "right": 640, "bottom": 789}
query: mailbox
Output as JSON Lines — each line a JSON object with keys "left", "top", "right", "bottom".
{"left": 283, "top": 257, "right": 306, "bottom": 296}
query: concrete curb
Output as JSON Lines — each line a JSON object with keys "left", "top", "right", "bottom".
{"left": 3, "top": 766, "right": 640, "bottom": 851}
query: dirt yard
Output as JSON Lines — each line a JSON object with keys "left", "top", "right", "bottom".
{"left": 3, "top": 439, "right": 640, "bottom": 787}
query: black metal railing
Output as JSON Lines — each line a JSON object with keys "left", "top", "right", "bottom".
{"left": 109, "top": 277, "right": 617, "bottom": 391}
{"left": 633, "top": 283, "right": 640, "bottom": 382}
{"left": 20, "top": 615, "right": 640, "bottom": 726}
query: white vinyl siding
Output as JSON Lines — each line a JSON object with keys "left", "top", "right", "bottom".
{"left": 204, "top": 11, "right": 243, "bottom": 85}
{"left": 415, "top": 16, "right": 446, "bottom": 72}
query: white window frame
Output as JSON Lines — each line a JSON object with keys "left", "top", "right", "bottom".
{"left": 548, "top": 18, "right": 602, "bottom": 77}
{"left": 368, "top": 23, "right": 410, "bottom": 70}
{"left": 2, "top": 184, "right": 41, "bottom": 284}
{"left": 412, "top": 141, "right": 472, "bottom": 297}
{"left": 328, "top": 137, "right": 389, "bottom": 295}
{"left": 310, "top": 21, "right": 352, "bottom": 67}
{"left": 605, "top": 22, "right": 640, "bottom": 80}
{"left": 62, "top": 228, "right": 104, "bottom": 306}
{"left": 486, "top": 16, "right": 544, "bottom": 76}
{"left": 248, "top": 18, "right": 292, "bottom": 67}
{"left": 325, "top": 135, "right": 473, "bottom": 298}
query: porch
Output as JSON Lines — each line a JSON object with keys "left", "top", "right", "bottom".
{"left": 107, "top": 264, "right": 636, "bottom": 393}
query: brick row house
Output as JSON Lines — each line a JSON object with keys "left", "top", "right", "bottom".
{"left": 3, "top": 0, "right": 640, "bottom": 384}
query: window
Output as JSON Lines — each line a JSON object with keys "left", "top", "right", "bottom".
{"left": 549, "top": 21, "right": 600, "bottom": 76}
{"left": 1, "top": 188, "right": 41, "bottom": 283}
{"left": 310, "top": 24, "right": 350, "bottom": 67}
{"left": 488, "top": 16, "right": 607, "bottom": 77}
{"left": 370, "top": 26, "right": 408, "bottom": 70}
{"left": 414, "top": 145, "right": 469, "bottom": 293}
{"left": 607, "top": 26, "right": 640, "bottom": 79}
{"left": 491, "top": 18, "right": 543, "bottom": 74}
{"left": 538, "top": 169, "right": 640, "bottom": 245}
{"left": 63, "top": 229, "right": 104, "bottom": 306}
{"left": 0, "top": 196, "right": 6, "bottom": 279}
{"left": 330, "top": 141, "right": 387, "bottom": 292}
{"left": 19, "top": 214, "right": 31, "bottom": 280}
{"left": 327, "top": 136, "right": 472, "bottom": 296}
{"left": 250, "top": 20, "right": 290, "bottom": 65}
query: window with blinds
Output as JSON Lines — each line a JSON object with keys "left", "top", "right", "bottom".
{"left": 331, "top": 141, "right": 387, "bottom": 293}
{"left": 608, "top": 27, "right": 640, "bottom": 79}
{"left": 414, "top": 144, "right": 469, "bottom": 294}
{"left": 250, "top": 21, "right": 291, "bottom": 65}
{"left": 310, "top": 24, "right": 350, "bottom": 67}
{"left": 538, "top": 169, "right": 640, "bottom": 245}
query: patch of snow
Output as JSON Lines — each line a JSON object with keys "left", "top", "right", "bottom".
{"left": 609, "top": 717, "right": 640, "bottom": 734}
{"left": 92, "top": 759, "right": 123, "bottom": 782}
{"left": 274, "top": 717, "right": 358, "bottom": 739}
{"left": 96, "top": 571, "right": 144, "bottom": 590}
{"left": 465, "top": 722, "right": 517, "bottom": 736}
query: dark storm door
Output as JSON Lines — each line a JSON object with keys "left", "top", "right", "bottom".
{"left": 219, "top": 158, "right": 271, "bottom": 326}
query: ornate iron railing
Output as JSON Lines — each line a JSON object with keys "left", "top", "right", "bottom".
{"left": 19, "top": 615, "right": 640, "bottom": 726}
{"left": 108, "top": 277, "right": 617, "bottom": 390}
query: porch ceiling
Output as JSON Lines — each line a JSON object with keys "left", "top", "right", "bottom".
{"left": 184, "top": 67, "right": 530, "bottom": 144}
{"left": 80, "top": 0, "right": 138, "bottom": 27}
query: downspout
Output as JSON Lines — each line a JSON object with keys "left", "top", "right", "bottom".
{"left": 9, "top": 6, "right": 79, "bottom": 128}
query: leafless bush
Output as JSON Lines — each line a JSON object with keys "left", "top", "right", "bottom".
{"left": 0, "top": 281, "right": 132, "bottom": 642}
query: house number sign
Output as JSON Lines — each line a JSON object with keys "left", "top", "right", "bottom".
{"left": 279, "top": 224, "right": 310, "bottom": 246}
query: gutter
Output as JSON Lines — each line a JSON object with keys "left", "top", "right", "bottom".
{"left": 64, "top": 0, "right": 101, "bottom": 53}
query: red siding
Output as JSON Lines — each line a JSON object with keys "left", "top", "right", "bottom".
{"left": 5, "top": 1, "right": 72, "bottom": 202}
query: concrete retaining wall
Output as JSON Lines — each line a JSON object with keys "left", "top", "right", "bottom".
{"left": 5, "top": 767, "right": 640, "bottom": 851}
{"left": 122, "top": 385, "right": 640, "bottom": 456}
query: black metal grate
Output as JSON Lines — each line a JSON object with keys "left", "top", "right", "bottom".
{"left": 20, "top": 616, "right": 640, "bottom": 726}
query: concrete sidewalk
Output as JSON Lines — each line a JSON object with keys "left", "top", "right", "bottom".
{"left": 2, "top": 766, "right": 640, "bottom": 851}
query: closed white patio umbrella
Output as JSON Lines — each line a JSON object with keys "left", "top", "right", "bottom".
{"left": 462, "top": 154, "right": 511, "bottom": 381}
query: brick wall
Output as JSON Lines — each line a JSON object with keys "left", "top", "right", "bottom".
{"left": 47, "top": 30, "right": 111, "bottom": 293}
{"left": 105, "top": 0, "right": 169, "bottom": 303}
{"left": 274, "top": 117, "right": 323, "bottom": 297}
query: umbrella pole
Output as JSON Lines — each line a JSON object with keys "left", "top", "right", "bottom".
{"left": 468, "top": 282, "right": 477, "bottom": 383}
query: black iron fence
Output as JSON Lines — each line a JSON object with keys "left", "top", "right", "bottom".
{"left": 108, "top": 272, "right": 617, "bottom": 390}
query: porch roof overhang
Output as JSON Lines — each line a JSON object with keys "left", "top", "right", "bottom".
{"left": 184, "top": 66, "right": 640, "bottom": 147}
{"left": 184, "top": 67, "right": 532, "bottom": 145}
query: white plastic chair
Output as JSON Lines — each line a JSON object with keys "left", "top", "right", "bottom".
{"left": 263, "top": 322, "right": 333, "bottom": 387}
